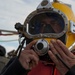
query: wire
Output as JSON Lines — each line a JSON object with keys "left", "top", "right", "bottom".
{"left": 15, "top": 38, "right": 25, "bottom": 58}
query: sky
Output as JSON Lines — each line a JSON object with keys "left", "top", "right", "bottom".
{"left": 0, "top": 0, "right": 75, "bottom": 54}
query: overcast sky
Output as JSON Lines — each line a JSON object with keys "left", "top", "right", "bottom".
{"left": 0, "top": 0, "right": 75, "bottom": 54}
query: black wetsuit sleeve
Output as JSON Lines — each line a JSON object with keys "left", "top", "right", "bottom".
{"left": 0, "top": 57, "right": 27, "bottom": 75}
{"left": 65, "top": 65, "right": 75, "bottom": 75}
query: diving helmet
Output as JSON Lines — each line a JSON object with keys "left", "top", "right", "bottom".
{"left": 15, "top": 0, "right": 75, "bottom": 61}
{"left": 24, "top": 0, "right": 68, "bottom": 43}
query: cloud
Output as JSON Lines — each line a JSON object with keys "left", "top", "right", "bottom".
{"left": 0, "top": 0, "right": 75, "bottom": 30}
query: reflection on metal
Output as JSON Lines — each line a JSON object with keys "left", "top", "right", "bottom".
{"left": 68, "top": 42, "right": 75, "bottom": 52}
{"left": 70, "top": 21, "right": 75, "bottom": 34}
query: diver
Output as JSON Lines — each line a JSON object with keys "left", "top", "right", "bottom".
{"left": 1, "top": 0, "right": 75, "bottom": 75}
